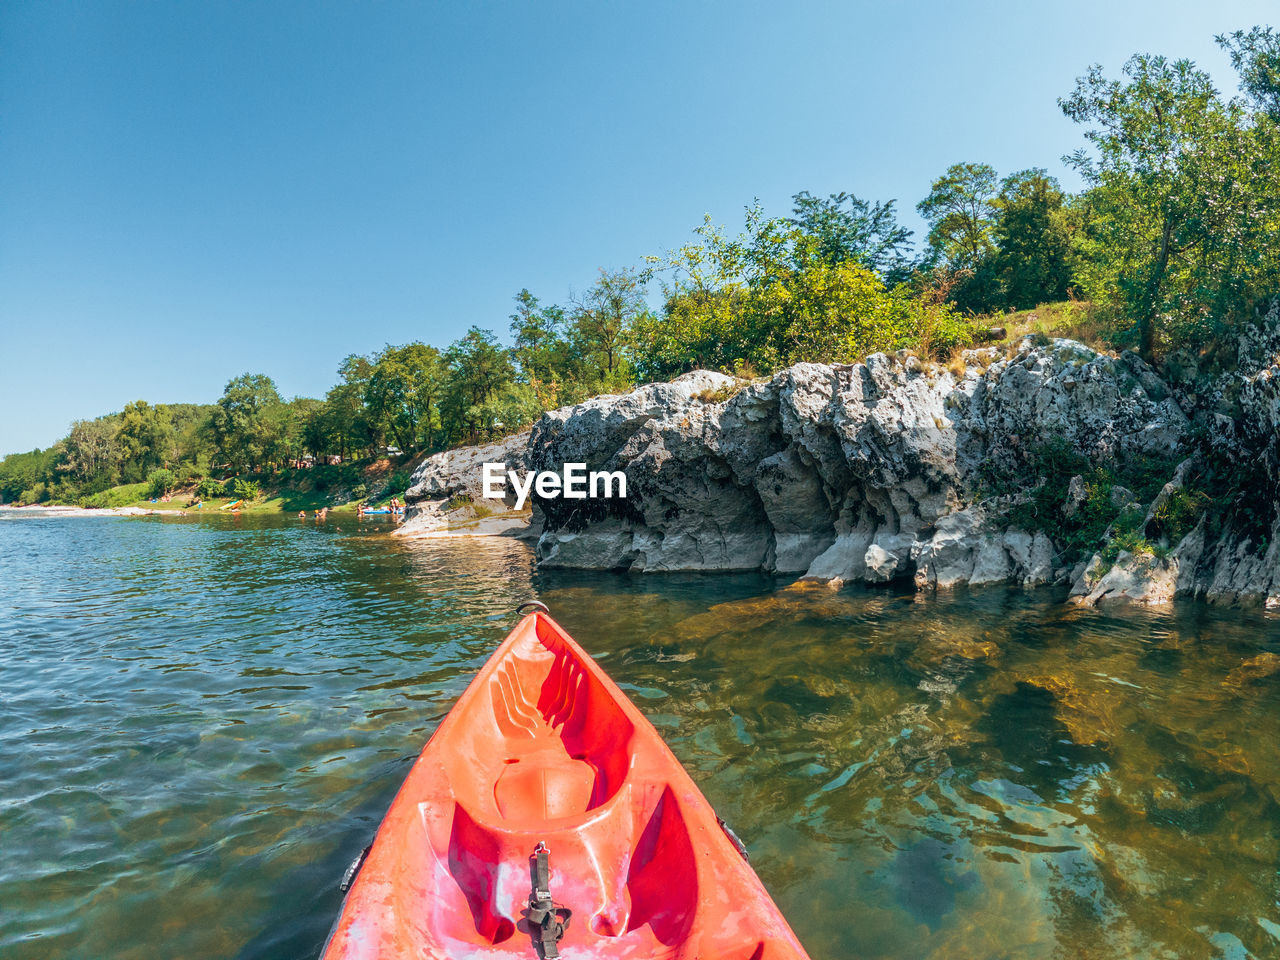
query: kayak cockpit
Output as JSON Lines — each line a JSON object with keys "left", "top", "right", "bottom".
{"left": 461, "top": 621, "right": 635, "bottom": 821}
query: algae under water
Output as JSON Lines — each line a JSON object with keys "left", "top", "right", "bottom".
{"left": 1, "top": 511, "right": 1279, "bottom": 959}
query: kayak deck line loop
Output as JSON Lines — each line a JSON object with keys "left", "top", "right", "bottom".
{"left": 321, "top": 609, "right": 811, "bottom": 959}
{"left": 525, "top": 841, "right": 571, "bottom": 959}
{"left": 516, "top": 599, "right": 550, "bottom": 616}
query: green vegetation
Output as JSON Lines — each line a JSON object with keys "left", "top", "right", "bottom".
{"left": 3, "top": 26, "right": 1277, "bottom": 513}
{"left": 146, "top": 469, "right": 175, "bottom": 500}
{"left": 1062, "top": 41, "right": 1280, "bottom": 358}
{"left": 983, "top": 438, "right": 1180, "bottom": 565}
{"left": 231, "top": 478, "right": 261, "bottom": 502}
{"left": 1148, "top": 487, "right": 1211, "bottom": 545}
{"left": 442, "top": 493, "right": 474, "bottom": 513}
{"left": 632, "top": 206, "right": 974, "bottom": 379}
{"left": 193, "top": 477, "right": 225, "bottom": 501}
{"left": 78, "top": 483, "right": 150, "bottom": 510}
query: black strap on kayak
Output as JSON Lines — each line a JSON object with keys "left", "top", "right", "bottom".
{"left": 517, "top": 600, "right": 550, "bottom": 616}
{"left": 526, "top": 841, "right": 571, "bottom": 958}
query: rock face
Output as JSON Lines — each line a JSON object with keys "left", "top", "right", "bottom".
{"left": 1184, "top": 305, "right": 1280, "bottom": 606}
{"left": 1071, "top": 304, "right": 1280, "bottom": 607}
{"left": 398, "top": 430, "right": 532, "bottom": 538}
{"left": 405, "top": 430, "right": 531, "bottom": 507}
{"left": 524, "top": 340, "right": 1189, "bottom": 586}
{"left": 403, "top": 321, "right": 1279, "bottom": 604}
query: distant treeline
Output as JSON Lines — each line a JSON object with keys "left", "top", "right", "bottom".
{"left": 3, "top": 26, "right": 1278, "bottom": 506}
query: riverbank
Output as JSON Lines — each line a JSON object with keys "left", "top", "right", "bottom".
{"left": 0, "top": 454, "right": 425, "bottom": 517}
{"left": 402, "top": 307, "right": 1280, "bottom": 608}
{"left": 0, "top": 499, "right": 364, "bottom": 517}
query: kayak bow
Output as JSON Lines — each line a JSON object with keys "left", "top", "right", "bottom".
{"left": 323, "top": 607, "right": 810, "bottom": 960}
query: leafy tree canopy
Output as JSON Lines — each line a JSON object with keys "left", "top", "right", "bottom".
{"left": 788, "top": 190, "right": 915, "bottom": 282}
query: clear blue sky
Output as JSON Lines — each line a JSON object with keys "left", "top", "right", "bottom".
{"left": 1, "top": 1, "right": 1272, "bottom": 455}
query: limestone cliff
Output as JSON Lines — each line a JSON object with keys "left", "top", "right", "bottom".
{"left": 404, "top": 322, "right": 1280, "bottom": 606}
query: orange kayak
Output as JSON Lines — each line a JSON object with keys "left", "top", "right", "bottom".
{"left": 322, "top": 605, "right": 811, "bottom": 960}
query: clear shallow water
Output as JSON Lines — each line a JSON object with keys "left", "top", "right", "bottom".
{"left": 2, "top": 513, "right": 1280, "bottom": 959}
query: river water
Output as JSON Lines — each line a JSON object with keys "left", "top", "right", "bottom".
{"left": 2, "top": 512, "right": 1279, "bottom": 959}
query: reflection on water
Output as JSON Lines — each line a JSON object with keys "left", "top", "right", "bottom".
{"left": 2, "top": 513, "right": 1279, "bottom": 959}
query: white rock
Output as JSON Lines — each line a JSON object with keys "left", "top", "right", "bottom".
{"left": 403, "top": 336, "right": 1253, "bottom": 599}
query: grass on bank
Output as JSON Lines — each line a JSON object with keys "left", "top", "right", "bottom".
{"left": 989, "top": 300, "right": 1111, "bottom": 351}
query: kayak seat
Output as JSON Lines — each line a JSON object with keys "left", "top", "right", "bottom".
{"left": 481, "top": 632, "right": 636, "bottom": 817}
{"left": 493, "top": 743, "right": 596, "bottom": 820}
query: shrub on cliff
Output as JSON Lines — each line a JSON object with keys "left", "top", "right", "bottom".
{"left": 633, "top": 207, "right": 975, "bottom": 380}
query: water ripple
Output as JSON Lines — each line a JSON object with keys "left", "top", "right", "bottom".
{"left": 3, "top": 515, "right": 1280, "bottom": 958}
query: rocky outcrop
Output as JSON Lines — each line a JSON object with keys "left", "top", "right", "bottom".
{"left": 402, "top": 316, "right": 1280, "bottom": 604}
{"left": 1071, "top": 304, "right": 1280, "bottom": 607}
{"left": 405, "top": 430, "right": 531, "bottom": 507}
{"left": 522, "top": 340, "right": 1190, "bottom": 585}
{"left": 397, "top": 431, "right": 532, "bottom": 538}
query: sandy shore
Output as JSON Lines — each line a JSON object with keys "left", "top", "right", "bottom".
{"left": 0, "top": 504, "right": 153, "bottom": 517}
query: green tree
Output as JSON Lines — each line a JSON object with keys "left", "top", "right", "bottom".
{"left": 510, "top": 290, "right": 578, "bottom": 405}
{"left": 146, "top": 468, "right": 175, "bottom": 499}
{"left": 0, "top": 448, "right": 59, "bottom": 503}
{"left": 630, "top": 286, "right": 746, "bottom": 380}
{"left": 61, "top": 418, "right": 121, "bottom": 482}
{"left": 1061, "top": 52, "right": 1279, "bottom": 356}
{"left": 300, "top": 398, "right": 336, "bottom": 460}
{"left": 209, "top": 374, "right": 286, "bottom": 472}
{"left": 116, "top": 400, "right": 174, "bottom": 481}
{"left": 324, "top": 355, "right": 377, "bottom": 460}
{"left": 442, "top": 328, "right": 514, "bottom": 444}
{"left": 788, "top": 190, "right": 915, "bottom": 281}
{"left": 162, "top": 403, "right": 217, "bottom": 469}
{"left": 280, "top": 397, "right": 323, "bottom": 462}
{"left": 232, "top": 477, "right": 261, "bottom": 501}
{"left": 917, "top": 162, "right": 1000, "bottom": 272}
{"left": 367, "top": 342, "right": 445, "bottom": 453}
{"left": 569, "top": 268, "right": 646, "bottom": 388}
{"left": 636, "top": 207, "right": 971, "bottom": 379}
{"left": 989, "top": 169, "right": 1075, "bottom": 309}
{"left": 1218, "top": 26, "right": 1280, "bottom": 119}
